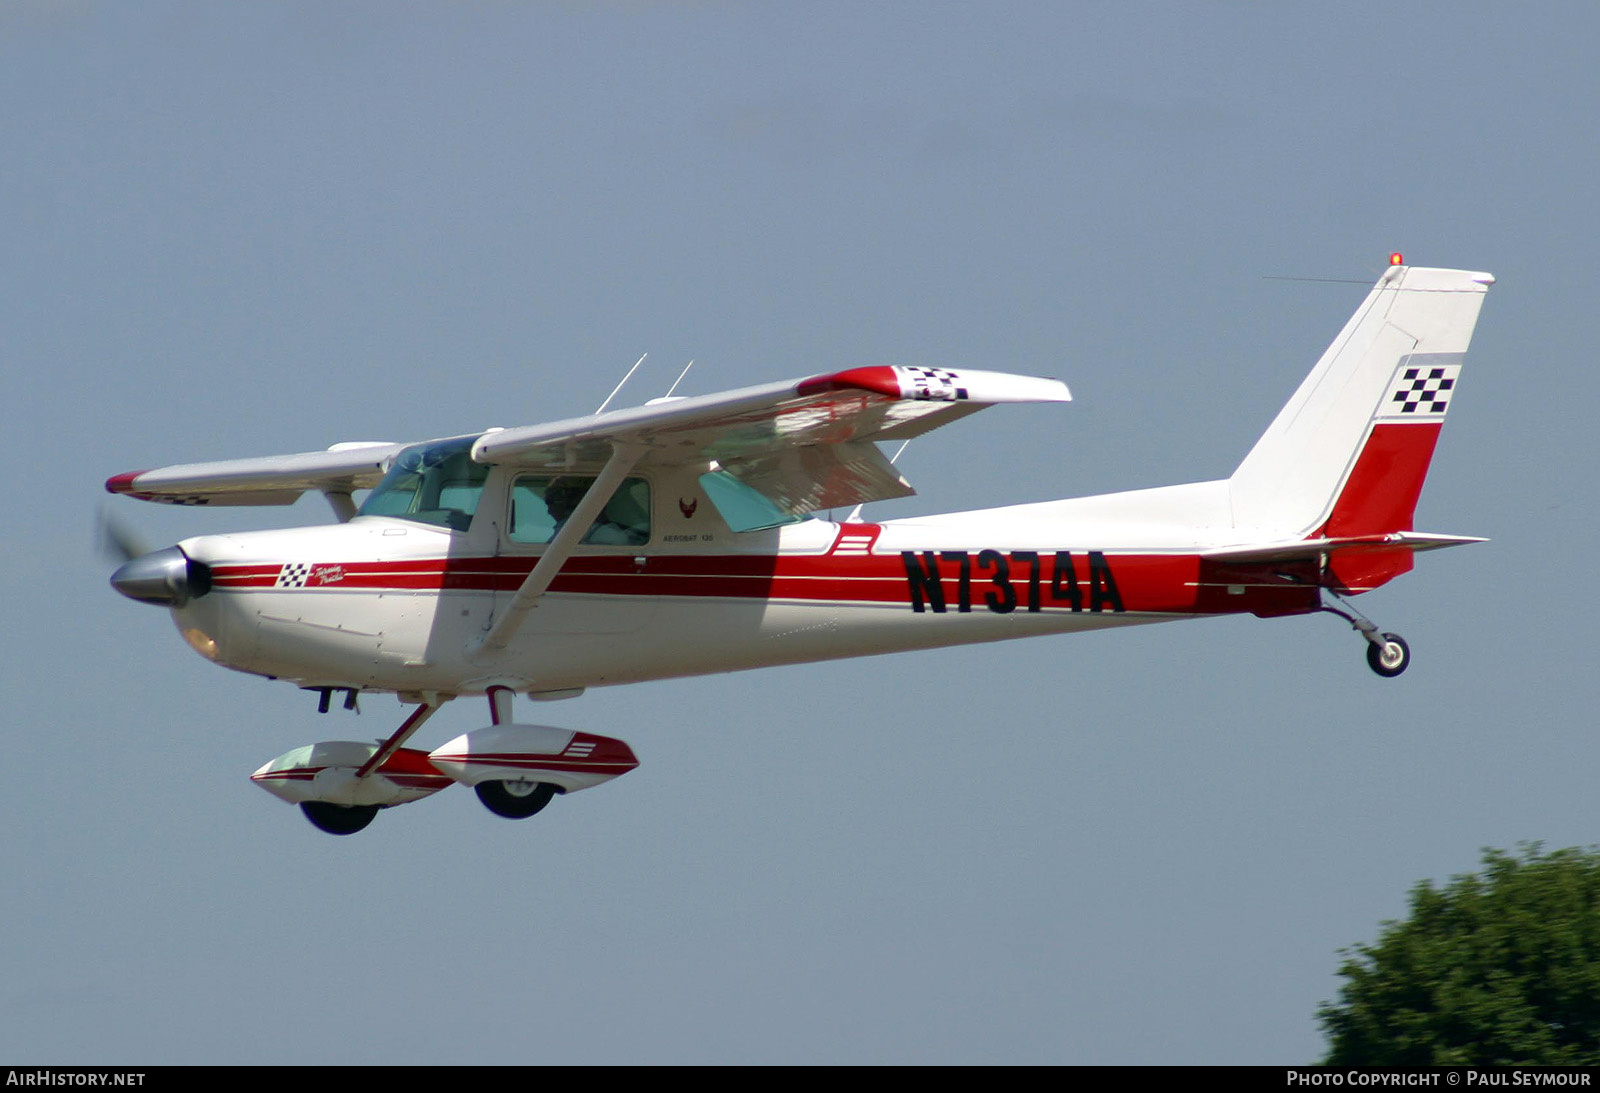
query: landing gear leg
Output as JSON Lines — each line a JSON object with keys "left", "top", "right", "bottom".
{"left": 1318, "top": 591, "right": 1410, "bottom": 678}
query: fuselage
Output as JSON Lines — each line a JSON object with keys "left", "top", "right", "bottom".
{"left": 167, "top": 461, "right": 1316, "bottom": 698}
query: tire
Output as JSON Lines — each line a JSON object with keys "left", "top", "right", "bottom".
{"left": 300, "top": 800, "right": 379, "bottom": 835}
{"left": 1366, "top": 633, "right": 1410, "bottom": 678}
{"left": 475, "top": 779, "right": 559, "bottom": 819}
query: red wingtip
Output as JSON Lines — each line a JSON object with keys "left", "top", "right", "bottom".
{"left": 105, "top": 470, "right": 149, "bottom": 495}
{"left": 796, "top": 366, "right": 901, "bottom": 399}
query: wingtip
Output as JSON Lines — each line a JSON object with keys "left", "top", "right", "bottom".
{"left": 796, "top": 367, "right": 902, "bottom": 400}
{"left": 105, "top": 470, "right": 150, "bottom": 496}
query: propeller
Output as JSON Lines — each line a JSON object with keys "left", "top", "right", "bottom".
{"left": 99, "top": 508, "right": 212, "bottom": 607}
{"left": 97, "top": 507, "right": 148, "bottom": 566}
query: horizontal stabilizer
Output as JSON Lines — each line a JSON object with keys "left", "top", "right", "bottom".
{"left": 1203, "top": 532, "right": 1487, "bottom": 565}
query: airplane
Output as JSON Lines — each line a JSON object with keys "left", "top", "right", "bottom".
{"left": 106, "top": 258, "right": 1493, "bottom": 835}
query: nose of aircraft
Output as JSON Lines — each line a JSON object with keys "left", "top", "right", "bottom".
{"left": 110, "top": 546, "right": 213, "bottom": 607}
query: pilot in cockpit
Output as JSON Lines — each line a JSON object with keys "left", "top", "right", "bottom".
{"left": 544, "top": 479, "right": 639, "bottom": 546}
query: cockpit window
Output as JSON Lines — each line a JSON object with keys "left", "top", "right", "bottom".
{"left": 509, "top": 475, "right": 651, "bottom": 546}
{"left": 359, "top": 437, "right": 488, "bottom": 532}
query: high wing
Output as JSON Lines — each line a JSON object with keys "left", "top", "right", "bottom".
{"left": 107, "top": 365, "right": 1070, "bottom": 517}
{"left": 473, "top": 365, "right": 1070, "bottom": 516}
{"left": 105, "top": 441, "right": 408, "bottom": 508}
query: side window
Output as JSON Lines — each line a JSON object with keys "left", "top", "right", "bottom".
{"left": 509, "top": 476, "right": 651, "bottom": 546}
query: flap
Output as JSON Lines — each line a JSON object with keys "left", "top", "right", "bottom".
{"left": 718, "top": 439, "right": 914, "bottom": 518}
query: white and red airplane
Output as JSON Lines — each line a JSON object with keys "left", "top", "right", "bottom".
{"left": 107, "top": 259, "right": 1492, "bottom": 834}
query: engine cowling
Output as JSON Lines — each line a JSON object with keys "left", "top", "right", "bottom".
{"left": 251, "top": 741, "right": 453, "bottom": 808}
{"left": 428, "top": 724, "right": 639, "bottom": 795}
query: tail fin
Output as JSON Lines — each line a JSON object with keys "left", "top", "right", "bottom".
{"left": 1229, "top": 264, "right": 1494, "bottom": 546}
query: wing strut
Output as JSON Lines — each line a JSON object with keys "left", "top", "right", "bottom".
{"left": 471, "top": 441, "right": 644, "bottom": 657}
{"left": 323, "top": 489, "right": 358, "bottom": 523}
{"left": 353, "top": 700, "right": 441, "bottom": 780}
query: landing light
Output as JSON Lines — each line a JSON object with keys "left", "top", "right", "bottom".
{"left": 183, "top": 628, "right": 219, "bottom": 660}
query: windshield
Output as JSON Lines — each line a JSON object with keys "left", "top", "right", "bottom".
{"left": 358, "top": 436, "right": 488, "bottom": 532}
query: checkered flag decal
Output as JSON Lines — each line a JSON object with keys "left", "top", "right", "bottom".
{"left": 1384, "top": 361, "right": 1460, "bottom": 418}
{"left": 896, "top": 366, "right": 969, "bottom": 402}
{"left": 275, "top": 562, "right": 311, "bottom": 588}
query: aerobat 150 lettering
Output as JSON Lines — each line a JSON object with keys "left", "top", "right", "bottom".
{"left": 107, "top": 261, "right": 1493, "bottom": 834}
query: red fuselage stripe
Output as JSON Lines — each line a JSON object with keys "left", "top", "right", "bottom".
{"left": 208, "top": 550, "right": 1323, "bottom": 617}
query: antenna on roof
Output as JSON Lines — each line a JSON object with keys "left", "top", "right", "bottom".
{"left": 595, "top": 354, "right": 648, "bottom": 415}
{"left": 663, "top": 359, "right": 695, "bottom": 399}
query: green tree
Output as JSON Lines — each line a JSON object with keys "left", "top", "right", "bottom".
{"left": 1319, "top": 844, "right": 1600, "bottom": 1065}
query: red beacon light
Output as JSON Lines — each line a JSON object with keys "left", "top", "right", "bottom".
{"left": 1389, "top": 252, "right": 1405, "bottom": 266}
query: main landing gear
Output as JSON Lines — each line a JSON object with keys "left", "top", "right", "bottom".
{"left": 254, "top": 686, "right": 640, "bottom": 834}
{"left": 464, "top": 685, "right": 565, "bottom": 820}
{"left": 475, "top": 779, "right": 561, "bottom": 819}
{"left": 1318, "top": 590, "right": 1411, "bottom": 678}
{"left": 300, "top": 800, "right": 380, "bottom": 835}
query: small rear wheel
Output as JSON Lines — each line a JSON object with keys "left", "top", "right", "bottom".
{"left": 300, "top": 801, "right": 379, "bottom": 835}
{"left": 476, "top": 779, "right": 559, "bottom": 819}
{"left": 1366, "top": 633, "right": 1410, "bottom": 678}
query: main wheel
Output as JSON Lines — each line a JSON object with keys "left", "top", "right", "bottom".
{"left": 1366, "top": 632, "right": 1410, "bottom": 678}
{"left": 476, "top": 779, "right": 559, "bottom": 819}
{"left": 300, "top": 801, "right": 379, "bottom": 835}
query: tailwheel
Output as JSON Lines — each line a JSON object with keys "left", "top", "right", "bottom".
{"left": 300, "top": 801, "right": 380, "bottom": 835}
{"left": 1318, "top": 591, "right": 1412, "bottom": 680}
{"left": 1365, "top": 632, "right": 1410, "bottom": 678}
{"left": 476, "top": 779, "right": 560, "bottom": 819}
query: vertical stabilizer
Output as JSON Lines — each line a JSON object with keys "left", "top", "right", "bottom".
{"left": 1228, "top": 265, "right": 1493, "bottom": 539}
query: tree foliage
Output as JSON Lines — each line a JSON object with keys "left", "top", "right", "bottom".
{"left": 1319, "top": 844, "right": 1600, "bottom": 1065}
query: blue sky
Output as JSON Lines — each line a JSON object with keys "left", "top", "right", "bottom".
{"left": 4, "top": 2, "right": 1597, "bottom": 1064}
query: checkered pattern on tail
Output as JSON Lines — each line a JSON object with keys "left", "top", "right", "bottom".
{"left": 1382, "top": 360, "right": 1460, "bottom": 419}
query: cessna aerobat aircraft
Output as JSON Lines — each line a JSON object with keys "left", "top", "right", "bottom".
{"left": 107, "top": 260, "right": 1493, "bottom": 834}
